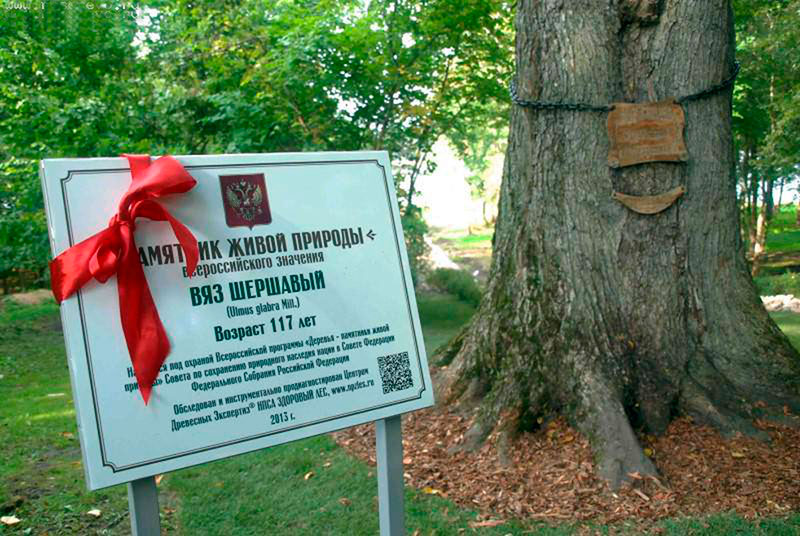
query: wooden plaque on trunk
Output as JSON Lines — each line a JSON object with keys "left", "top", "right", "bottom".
{"left": 607, "top": 99, "right": 688, "bottom": 168}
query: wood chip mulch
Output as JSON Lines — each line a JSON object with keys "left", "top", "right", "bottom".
{"left": 332, "top": 398, "right": 800, "bottom": 527}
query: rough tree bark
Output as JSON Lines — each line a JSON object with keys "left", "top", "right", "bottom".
{"left": 437, "top": 0, "right": 800, "bottom": 489}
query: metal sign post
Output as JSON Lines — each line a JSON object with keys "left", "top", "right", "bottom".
{"left": 127, "top": 476, "right": 160, "bottom": 536}
{"left": 127, "top": 416, "right": 407, "bottom": 536}
{"left": 376, "top": 414, "right": 405, "bottom": 536}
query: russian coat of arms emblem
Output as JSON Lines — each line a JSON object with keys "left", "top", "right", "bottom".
{"left": 219, "top": 173, "right": 272, "bottom": 229}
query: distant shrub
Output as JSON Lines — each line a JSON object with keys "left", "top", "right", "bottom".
{"left": 0, "top": 158, "right": 51, "bottom": 293}
{"left": 427, "top": 268, "right": 482, "bottom": 307}
{"left": 754, "top": 272, "right": 800, "bottom": 296}
{"left": 401, "top": 205, "right": 430, "bottom": 288}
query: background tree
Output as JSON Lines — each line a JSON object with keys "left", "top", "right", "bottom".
{"left": 0, "top": 4, "right": 144, "bottom": 289}
{"left": 0, "top": 0, "right": 514, "bottom": 290}
{"left": 732, "top": 0, "right": 800, "bottom": 275}
{"left": 438, "top": 0, "right": 800, "bottom": 488}
{"left": 448, "top": 114, "right": 508, "bottom": 227}
{"left": 147, "top": 0, "right": 513, "bottom": 204}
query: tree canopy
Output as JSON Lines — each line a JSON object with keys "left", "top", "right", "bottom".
{"left": 732, "top": 0, "right": 800, "bottom": 272}
{"left": 0, "top": 4, "right": 144, "bottom": 289}
{"left": 1, "top": 1, "right": 799, "bottom": 290}
{"left": 0, "top": 0, "right": 513, "bottom": 289}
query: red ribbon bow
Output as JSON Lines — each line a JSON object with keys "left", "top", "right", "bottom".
{"left": 50, "top": 155, "right": 199, "bottom": 404}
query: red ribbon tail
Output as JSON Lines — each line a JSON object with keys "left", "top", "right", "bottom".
{"left": 165, "top": 211, "right": 199, "bottom": 277}
{"left": 139, "top": 384, "right": 153, "bottom": 405}
{"left": 117, "top": 225, "right": 170, "bottom": 404}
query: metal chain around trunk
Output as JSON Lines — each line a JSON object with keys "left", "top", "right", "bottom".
{"left": 510, "top": 62, "right": 740, "bottom": 111}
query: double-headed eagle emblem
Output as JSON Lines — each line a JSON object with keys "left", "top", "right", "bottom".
{"left": 226, "top": 179, "right": 263, "bottom": 222}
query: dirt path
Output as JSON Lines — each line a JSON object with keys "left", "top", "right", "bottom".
{"left": 429, "top": 228, "right": 493, "bottom": 286}
{"left": 5, "top": 289, "right": 54, "bottom": 306}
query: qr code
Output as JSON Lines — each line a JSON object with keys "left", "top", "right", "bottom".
{"left": 377, "top": 351, "right": 413, "bottom": 394}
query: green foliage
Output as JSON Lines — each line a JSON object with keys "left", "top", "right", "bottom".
{"left": 0, "top": 0, "right": 514, "bottom": 291}
{"left": 0, "top": 4, "right": 145, "bottom": 291}
{"left": 442, "top": 5, "right": 512, "bottom": 207}
{"left": 448, "top": 111, "right": 508, "bottom": 200}
{"left": 427, "top": 267, "right": 483, "bottom": 307}
{"left": 416, "top": 291, "right": 476, "bottom": 355}
{"left": 754, "top": 272, "right": 800, "bottom": 296}
{"left": 144, "top": 0, "right": 360, "bottom": 154}
{"left": 400, "top": 205, "right": 430, "bottom": 287}
{"left": 733, "top": 0, "right": 800, "bottom": 175}
{"left": 144, "top": 0, "right": 515, "bottom": 177}
{"left": 733, "top": 0, "right": 800, "bottom": 225}
{"left": 0, "top": 158, "right": 50, "bottom": 289}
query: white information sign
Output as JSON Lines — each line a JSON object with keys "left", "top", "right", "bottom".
{"left": 40, "top": 152, "right": 433, "bottom": 490}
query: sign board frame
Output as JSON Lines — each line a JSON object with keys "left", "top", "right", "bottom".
{"left": 40, "top": 152, "right": 433, "bottom": 533}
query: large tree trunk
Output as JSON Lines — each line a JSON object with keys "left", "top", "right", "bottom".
{"left": 438, "top": 0, "right": 800, "bottom": 489}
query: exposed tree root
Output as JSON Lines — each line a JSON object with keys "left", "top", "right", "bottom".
{"left": 573, "top": 371, "right": 658, "bottom": 488}
{"left": 682, "top": 382, "right": 768, "bottom": 441}
{"left": 434, "top": 308, "right": 800, "bottom": 489}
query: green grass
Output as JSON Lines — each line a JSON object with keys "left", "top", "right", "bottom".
{"left": 0, "top": 299, "right": 134, "bottom": 533}
{"left": 766, "top": 230, "right": 800, "bottom": 254}
{"left": 659, "top": 513, "right": 800, "bottom": 535}
{"left": 0, "top": 295, "right": 526, "bottom": 535}
{"left": 3, "top": 295, "right": 800, "bottom": 535}
{"left": 440, "top": 232, "right": 493, "bottom": 250}
{"left": 754, "top": 272, "right": 800, "bottom": 296}
{"left": 417, "top": 292, "right": 475, "bottom": 355}
{"left": 758, "top": 205, "right": 800, "bottom": 255}
{"left": 767, "top": 204, "right": 798, "bottom": 233}
{"left": 754, "top": 205, "right": 800, "bottom": 283}
{"left": 770, "top": 311, "right": 800, "bottom": 349}
{"left": 164, "top": 435, "right": 550, "bottom": 535}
